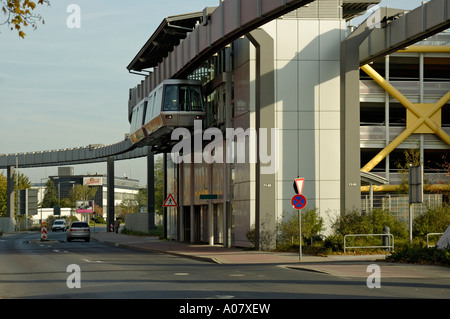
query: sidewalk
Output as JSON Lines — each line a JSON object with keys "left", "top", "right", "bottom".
{"left": 91, "top": 231, "right": 450, "bottom": 278}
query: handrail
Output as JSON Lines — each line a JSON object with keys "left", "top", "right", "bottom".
{"left": 426, "top": 233, "right": 444, "bottom": 248}
{"left": 344, "top": 233, "right": 394, "bottom": 252}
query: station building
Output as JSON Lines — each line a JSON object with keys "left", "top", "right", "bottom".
{"left": 126, "top": 0, "right": 450, "bottom": 249}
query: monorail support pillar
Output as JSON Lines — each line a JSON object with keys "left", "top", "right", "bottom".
{"left": 163, "top": 153, "right": 168, "bottom": 239}
{"left": 147, "top": 148, "right": 156, "bottom": 230}
{"left": 340, "top": 27, "right": 374, "bottom": 214}
{"left": 6, "top": 166, "right": 15, "bottom": 219}
{"left": 247, "top": 29, "right": 276, "bottom": 251}
{"left": 1, "top": 166, "right": 16, "bottom": 232}
{"left": 1, "top": 166, "right": 16, "bottom": 233}
{"left": 106, "top": 156, "right": 115, "bottom": 232}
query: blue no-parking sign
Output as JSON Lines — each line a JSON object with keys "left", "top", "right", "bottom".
{"left": 291, "top": 194, "right": 307, "bottom": 210}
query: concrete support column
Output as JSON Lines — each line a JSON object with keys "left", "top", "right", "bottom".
{"left": 6, "top": 166, "right": 15, "bottom": 219}
{"left": 190, "top": 151, "right": 195, "bottom": 243}
{"left": 106, "top": 156, "right": 115, "bottom": 232}
{"left": 147, "top": 148, "right": 156, "bottom": 230}
{"left": 208, "top": 162, "right": 213, "bottom": 246}
{"left": 340, "top": 28, "right": 373, "bottom": 213}
{"left": 163, "top": 153, "right": 168, "bottom": 239}
{"left": 179, "top": 161, "right": 184, "bottom": 242}
{"left": 247, "top": 29, "right": 276, "bottom": 251}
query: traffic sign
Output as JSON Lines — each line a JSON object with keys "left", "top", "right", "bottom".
{"left": 291, "top": 194, "right": 307, "bottom": 210}
{"left": 163, "top": 193, "right": 178, "bottom": 207}
{"left": 293, "top": 178, "right": 304, "bottom": 194}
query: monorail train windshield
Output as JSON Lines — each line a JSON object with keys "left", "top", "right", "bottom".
{"left": 162, "top": 84, "right": 204, "bottom": 112}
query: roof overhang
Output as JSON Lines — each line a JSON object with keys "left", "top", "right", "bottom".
{"left": 127, "top": 10, "right": 208, "bottom": 72}
{"left": 360, "top": 171, "right": 388, "bottom": 186}
{"left": 342, "top": 0, "right": 381, "bottom": 21}
{"left": 128, "top": 1, "right": 380, "bottom": 73}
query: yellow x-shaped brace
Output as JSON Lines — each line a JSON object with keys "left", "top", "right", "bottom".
{"left": 360, "top": 64, "right": 450, "bottom": 172}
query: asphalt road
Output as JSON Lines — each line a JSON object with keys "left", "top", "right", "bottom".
{"left": 1, "top": 231, "right": 449, "bottom": 303}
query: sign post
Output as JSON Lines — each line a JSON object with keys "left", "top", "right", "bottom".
{"left": 291, "top": 178, "right": 307, "bottom": 261}
{"left": 409, "top": 165, "right": 423, "bottom": 243}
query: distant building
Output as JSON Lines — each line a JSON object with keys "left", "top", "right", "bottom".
{"left": 32, "top": 167, "right": 140, "bottom": 210}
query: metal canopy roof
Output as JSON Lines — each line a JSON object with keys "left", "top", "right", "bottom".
{"left": 342, "top": 0, "right": 381, "bottom": 21}
{"left": 127, "top": 11, "right": 207, "bottom": 72}
{"left": 360, "top": 171, "right": 388, "bottom": 186}
{"left": 127, "top": 1, "right": 380, "bottom": 72}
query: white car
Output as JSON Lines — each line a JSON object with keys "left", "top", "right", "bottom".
{"left": 52, "top": 219, "right": 67, "bottom": 232}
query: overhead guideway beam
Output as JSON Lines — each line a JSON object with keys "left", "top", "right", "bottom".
{"left": 359, "top": 0, "right": 450, "bottom": 65}
{"left": 0, "top": 139, "right": 150, "bottom": 169}
{"left": 128, "top": 0, "right": 316, "bottom": 79}
{"left": 341, "top": 0, "right": 450, "bottom": 212}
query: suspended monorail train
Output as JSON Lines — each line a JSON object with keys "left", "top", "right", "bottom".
{"left": 129, "top": 79, "right": 206, "bottom": 149}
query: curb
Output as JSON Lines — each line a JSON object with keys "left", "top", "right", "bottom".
{"left": 93, "top": 236, "right": 221, "bottom": 264}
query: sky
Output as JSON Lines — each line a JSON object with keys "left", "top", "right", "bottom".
{"left": 0, "top": 0, "right": 430, "bottom": 186}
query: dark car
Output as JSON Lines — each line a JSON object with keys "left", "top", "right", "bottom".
{"left": 66, "top": 222, "right": 90, "bottom": 242}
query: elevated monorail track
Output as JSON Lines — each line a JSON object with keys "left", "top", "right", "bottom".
{"left": 0, "top": 138, "right": 146, "bottom": 169}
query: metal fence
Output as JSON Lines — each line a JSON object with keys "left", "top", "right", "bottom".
{"left": 426, "top": 233, "right": 444, "bottom": 248}
{"left": 344, "top": 233, "right": 394, "bottom": 252}
{"left": 361, "top": 193, "right": 443, "bottom": 225}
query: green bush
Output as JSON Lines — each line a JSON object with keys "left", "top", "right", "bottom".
{"left": 386, "top": 244, "right": 450, "bottom": 266}
{"left": 276, "top": 208, "right": 324, "bottom": 250}
{"left": 413, "top": 204, "right": 450, "bottom": 240}
{"left": 326, "top": 209, "right": 408, "bottom": 253}
{"left": 332, "top": 209, "right": 408, "bottom": 239}
{"left": 323, "top": 234, "right": 344, "bottom": 252}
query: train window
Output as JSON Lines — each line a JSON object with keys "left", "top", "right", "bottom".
{"left": 136, "top": 103, "right": 144, "bottom": 127}
{"left": 130, "top": 108, "right": 138, "bottom": 133}
{"left": 144, "top": 94, "right": 154, "bottom": 123}
{"left": 154, "top": 86, "right": 163, "bottom": 113}
{"left": 130, "top": 101, "right": 144, "bottom": 133}
{"left": 163, "top": 85, "right": 178, "bottom": 111}
{"left": 190, "top": 86, "right": 203, "bottom": 111}
{"left": 179, "top": 85, "right": 188, "bottom": 111}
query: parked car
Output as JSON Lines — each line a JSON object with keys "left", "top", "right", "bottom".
{"left": 52, "top": 219, "right": 67, "bottom": 232}
{"left": 66, "top": 221, "right": 90, "bottom": 242}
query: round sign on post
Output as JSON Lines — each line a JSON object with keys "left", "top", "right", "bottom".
{"left": 291, "top": 194, "right": 307, "bottom": 261}
{"left": 291, "top": 194, "right": 307, "bottom": 210}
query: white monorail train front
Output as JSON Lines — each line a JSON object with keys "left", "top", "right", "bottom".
{"left": 129, "top": 79, "right": 206, "bottom": 148}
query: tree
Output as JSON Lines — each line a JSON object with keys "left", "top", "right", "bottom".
{"left": 0, "top": 173, "right": 7, "bottom": 216}
{"left": 154, "top": 155, "right": 164, "bottom": 214}
{"left": 1, "top": 0, "right": 50, "bottom": 38}
{"left": 427, "top": 154, "right": 450, "bottom": 202}
{"left": 67, "top": 185, "right": 98, "bottom": 207}
{"left": 119, "top": 198, "right": 139, "bottom": 216}
{"left": 395, "top": 138, "right": 432, "bottom": 194}
{"left": 0, "top": 171, "right": 31, "bottom": 216}
{"left": 41, "top": 179, "right": 57, "bottom": 208}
